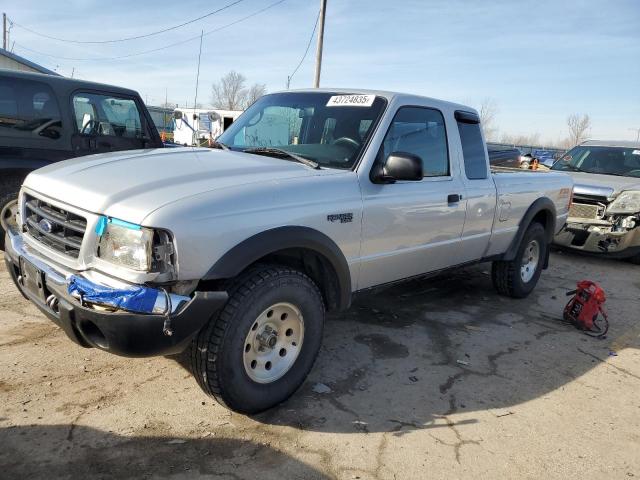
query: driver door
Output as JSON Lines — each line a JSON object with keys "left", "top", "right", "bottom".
{"left": 71, "top": 92, "right": 149, "bottom": 156}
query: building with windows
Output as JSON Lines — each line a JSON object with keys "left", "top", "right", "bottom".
{"left": 0, "top": 49, "right": 59, "bottom": 76}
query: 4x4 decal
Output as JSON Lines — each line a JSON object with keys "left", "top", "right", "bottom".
{"left": 327, "top": 213, "right": 353, "bottom": 224}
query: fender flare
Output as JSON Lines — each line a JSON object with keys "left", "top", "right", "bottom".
{"left": 204, "top": 226, "right": 352, "bottom": 310}
{"left": 503, "top": 197, "right": 556, "bottom": 268}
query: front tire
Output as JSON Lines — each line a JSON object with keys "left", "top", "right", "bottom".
{"left": 492, "top": 222, "right": 546, "bottom": 298}
{"left": 190, "top": 265, "right": 325, "bottom": 414}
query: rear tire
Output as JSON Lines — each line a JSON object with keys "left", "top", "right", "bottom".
{"left": 190, "top": 265, "right": 325, "bottom": 414}
{"left": 492, "top": 222, "right": 546, "bottom": 298}
{"left": 0, "top": 177, "right": 23, "bottom": 251}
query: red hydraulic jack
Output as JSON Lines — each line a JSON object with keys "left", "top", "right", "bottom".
{"left": 564, "top": 281, "right": 609, "bottom": 338}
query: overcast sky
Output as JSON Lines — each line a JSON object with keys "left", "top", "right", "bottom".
{"left": 6, "top": 0, "right": 640, "bottom": 143}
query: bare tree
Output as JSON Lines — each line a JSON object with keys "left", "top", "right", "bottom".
{"left": 211, "top": 71, "right": 248, "bottom": 110}
{"left": 478, "top": 98, "right": 498, "bottom": 141}
{"left": 211, "top": 72, "right": 268, "bottom": 110}
{"left": 244, "top": 83, "right": 267, "bottom": 108}
{"left": 566, "top": 114, "right": 591, "bottom": 148}
{"left": 500, "top": 132, "right": 542, "bottom": 146}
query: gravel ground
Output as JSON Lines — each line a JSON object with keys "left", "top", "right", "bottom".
{"left": 0, "top": 250, "right": 638, "bottom": 479}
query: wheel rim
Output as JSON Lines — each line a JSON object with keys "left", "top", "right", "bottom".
{"left": 520, "top": 239, "right": 540, "bottom": 283}
{"left": 243, "top": 302, "right": 305, "bottom": 384}
{"left": 0, "top": 199, "right": 18, "bottom": 231}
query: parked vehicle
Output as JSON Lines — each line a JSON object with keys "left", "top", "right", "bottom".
{"left": 0, "top": 69, "right": 164, "bottom": 250}
{"left": 4, "top": 89, "right": 573, "bottom": 413}
{"left": 487, "top": 143, "right": 522, "bottom": 168}
{"left": 552, "top": 140, "right": 640, "bottom": 263}
{"left": 147, "top": 105, "right": 175, "bottom": 142}
{"left": 172, "top": 108, "right": 242, "bottom": 146}
{"left": 532, "top": 149, "right": 559, "bottom": 168}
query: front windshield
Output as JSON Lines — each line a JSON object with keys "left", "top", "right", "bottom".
{"left": 218, "top": 92, "right": 387, "bottom": 169}
{"left": 551, "top": 145, "right": 640, "bottom": 177}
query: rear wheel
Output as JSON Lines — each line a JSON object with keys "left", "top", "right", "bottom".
{"left": 190, "top": 265, "right": 325, "bottom": 414}
{"left": 492, "top": 222, "right": 546, "bottom": 298}
{"left": 0, "top": 177, "right": 23, "bottom": 251}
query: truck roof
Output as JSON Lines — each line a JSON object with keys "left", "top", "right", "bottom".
{"left": 0, "top": 68, "right": 140, "bottom": 97}
{"left": 581, "top": 139, "right": 640, "bottom": 148}
{"left": 274, "top": 88, "right": 477, "bottom": 115}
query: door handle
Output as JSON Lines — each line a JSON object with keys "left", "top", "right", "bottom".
{"left": 447, "top": 194, "right": 462, "bottom": 203}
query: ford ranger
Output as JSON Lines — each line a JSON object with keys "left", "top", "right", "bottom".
{"left": 552, "top": 140, "right": 640, "bottom": 264}
{"left": 4, "top": 89, "right": 573, "bottom": 413}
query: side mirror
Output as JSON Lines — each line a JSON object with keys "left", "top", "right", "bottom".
{"left": 374, "top": 152, "right": 423, "bottom": 183}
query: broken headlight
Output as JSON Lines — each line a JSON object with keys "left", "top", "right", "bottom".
{"left": 606, "top": 191, "right": 640, "bottom": 215}
{"left": 96, "top": 219, "right": 154, "bottom": 271}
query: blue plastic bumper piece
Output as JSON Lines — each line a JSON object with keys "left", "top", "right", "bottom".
{"left": 68, "top": 275, "right": 158, "bottom": 314}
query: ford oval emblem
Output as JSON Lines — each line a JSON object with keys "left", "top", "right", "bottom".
{"left": 39, "top": 218, "right": 54, "bottom": 233}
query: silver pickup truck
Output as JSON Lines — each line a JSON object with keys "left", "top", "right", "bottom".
{"left": 4, "top": 89, "right": 573, "bottom": 413}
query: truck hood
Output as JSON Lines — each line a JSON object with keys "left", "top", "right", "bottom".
{"left": 563, "top": 171, "right": 640, "bottom": 200}
{"left": 24, "top": 148, "right": 337, "bottom": 224}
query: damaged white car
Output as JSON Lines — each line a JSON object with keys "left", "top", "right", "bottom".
{"left": 552, "top": 140, "right": 640, "bottom": 264}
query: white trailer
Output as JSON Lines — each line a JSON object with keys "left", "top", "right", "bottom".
{"left": 172, "top": 108, "right": 243, "bottom": 146}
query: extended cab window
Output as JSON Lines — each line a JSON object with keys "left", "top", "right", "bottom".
{"left": 0, "top": 78, "right": 62, "bottom": 141}
{"left": 380, "top": 107, "right": 449, "bottom": 177}
{"left": 456, "top": 113, "right": 488, "bottom": 179}
{"left": 73, "top": 93, "right": 144, "bottom": 138}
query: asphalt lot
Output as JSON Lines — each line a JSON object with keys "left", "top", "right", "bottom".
{"left": 0, "top": 250, "right": 638, "bottom": 479}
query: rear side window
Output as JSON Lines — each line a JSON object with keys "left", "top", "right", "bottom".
{"left": 380, "top": 106, "right": 449, "bottom": 177}
{"left": 456, "top": 113, "right": 487, "bottom": 179}
{"left": 0, "top": 78, "right": 62, "bottom": 141}
{"left": 73, "top": 93, "right": 144, "bottom": 138}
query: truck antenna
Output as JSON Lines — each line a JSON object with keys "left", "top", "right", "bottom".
{"left": 192, "top": 30, "right": 204, "bottom": 146}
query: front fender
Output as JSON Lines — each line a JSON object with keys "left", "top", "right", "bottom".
{"left": 204, "top": 226, "right": 352, "bottom": 310}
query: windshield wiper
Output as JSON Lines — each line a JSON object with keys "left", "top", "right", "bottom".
{"left": 243, "top": 147, "right": 320, "bottom": 169}
{"left": 210, "top": 141, "right": 230, "bottom": 150}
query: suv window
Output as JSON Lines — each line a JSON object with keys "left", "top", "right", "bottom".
{"left": 73, "top": 93, "right": 144, "bottom": 138}
{"left": 0, "top": 78, "right": 63, "bottom": 140}
{"left": 379, "top": 107, "right": 449, "bottom": 177}
{"left": 457, "top": 119, "right": 487, "bottom": 179}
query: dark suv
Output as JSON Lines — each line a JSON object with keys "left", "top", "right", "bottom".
{"left": 0, "top": 70, "right": 163, "bottom": 249}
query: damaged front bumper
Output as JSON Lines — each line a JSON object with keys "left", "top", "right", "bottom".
{"left": 4, "top": 228, "right": 227, "bottom": 357}
{"left": 554, "top": 217, "right": 640, "bottom": 259}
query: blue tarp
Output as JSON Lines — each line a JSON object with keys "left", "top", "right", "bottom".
{"left": 68, "top": 275, "right": 159, "bottom": 314}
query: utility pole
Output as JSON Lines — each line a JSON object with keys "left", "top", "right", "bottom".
{"left": 313, "top": 0, "right": 327, "bottom": 88}
{"left": 3, "top": 13, "right": 7, "bottom": 50}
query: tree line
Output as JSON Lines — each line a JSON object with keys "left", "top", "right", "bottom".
{"left": 478, "top": 98, "right": 591, "bottom": 149}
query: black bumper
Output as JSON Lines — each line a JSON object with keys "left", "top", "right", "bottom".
{"left": 4, "top": 236, "right": 228, "bottom": 358}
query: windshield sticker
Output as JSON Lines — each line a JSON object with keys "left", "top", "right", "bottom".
{"left": 326, "top": 95, "right": 375, "bottom": 107}
{"left": 633, "top": 150, "right": 640, "bottom": 155}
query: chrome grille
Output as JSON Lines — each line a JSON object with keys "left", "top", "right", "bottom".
{"left": 569, "top": 202, "right": 601, "bottom": 220}
{"left": 24, "top": 194, "right": 87, "bottom": 258}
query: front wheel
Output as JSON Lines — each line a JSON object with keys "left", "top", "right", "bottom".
{"left": 492, "top": 222, "right": 547, "bottom": 298}
{"left": 190, "top": 265, "right": 325, "bottom": 414}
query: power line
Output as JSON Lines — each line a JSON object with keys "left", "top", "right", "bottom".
{"left": 287, "top": 8, "right": 320, "bottom": 88}
{"left": 13, "top": 0, "right": 286, "bottom": 62}
{"left": 10, "top": 0, "right": 244, "bottom": 44}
